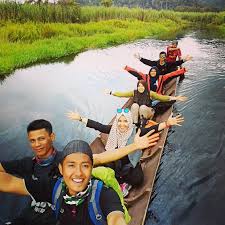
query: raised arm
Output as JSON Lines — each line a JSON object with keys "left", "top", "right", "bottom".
{"left": 93, "top": 129, "right": 159, "bottom": 166}
{"left": 134, "top": 52, "right": 157, "bottom": 67}
{"left": 66, "top": 111, "right": 111, "bottom": 134}
{"left": 169, "top": 55, "right": 192, "bottom": 67}
{"left": 162, "top": 68, "right": 187, "bottom": 81}
{"left": 105, "top": 90, "right": 134, "bottom": 98}
{"left": 158, "top": 115, "right": 184, "bottom": 131}
{"left": 0, "top": 172, "right": 28, "bottom": 195}
{"left": 150, "top": 91, "right": 187, "bottom": 102}
{"left": 124, "top": 65, "right": 146, "bottom": 80}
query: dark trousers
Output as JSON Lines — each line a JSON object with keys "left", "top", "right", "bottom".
{"left": 106, "top": 161, "right": 144, "bottom": 187}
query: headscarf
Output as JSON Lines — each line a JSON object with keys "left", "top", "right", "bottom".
{"left": 133, "top": 80, "right": 151, "bottom": 107}
{"left": 148, "top": 66, "right": 160, "bottom": 92}
{"left": 105, "top": 111, "right": 134, "bottom": 151}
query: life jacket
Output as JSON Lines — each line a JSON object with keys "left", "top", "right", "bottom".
{"left": 166, "top": 47, "right": 181, "bottom": 62}
{"left": 52, "top": 167, "right": 131, "bottom": 224}
{"left": 145, "top": 120, "right": 158, "bottom": 128}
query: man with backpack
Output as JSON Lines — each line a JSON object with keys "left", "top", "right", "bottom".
{"left": 0, "top": 140, "right": 128, "bottom": 225}
{"left": 0, "top": 119, "right": 159, "bottom": 225}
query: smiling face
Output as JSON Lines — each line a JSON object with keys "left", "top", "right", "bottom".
{"left": 159, "top": 53, "right": 166, "bottom": 64}
{"left": 137, "top": 82, "right": 145, "bottom": 93}
{"left": 28, "top": 128, "right": 55, "bottom": 159}
{"left": 150, "top": 68, "right": 157, "bottom": 77}
{"left": 59, "top": 153, "right": 92, "bottom": 196}
{"left": 117, "top": 115, "right": 129, "bottom": 133}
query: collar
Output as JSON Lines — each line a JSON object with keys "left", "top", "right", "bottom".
{"left": 34, "top": 148, "right": 57, "bottom": 167}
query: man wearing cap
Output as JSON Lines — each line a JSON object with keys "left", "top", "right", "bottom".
{"left": 0, "top": 120, "right": 159, "bottom": 225}
{"left": 0, "top": 139, "right": 157, "bottom": 224}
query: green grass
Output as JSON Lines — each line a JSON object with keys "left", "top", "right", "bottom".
{"left": 0, "top": 2, "right": 80, "bottom": 23}
{"left": 0, "top": 4, "right": 224, "bottom": 77}
{"left": 0, "top": 19, "right": 187, "bottom": 76}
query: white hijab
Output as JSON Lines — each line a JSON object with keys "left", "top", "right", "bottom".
{"left": 105, "top": 111, "right": 134, "bottom": 151}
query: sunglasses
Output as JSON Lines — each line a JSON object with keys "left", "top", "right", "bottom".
{"left": 117, "top": 108, "right": 129, "bottom": 113}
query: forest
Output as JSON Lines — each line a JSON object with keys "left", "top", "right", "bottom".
{"left": 77, "top": 0, "right": 225, "bottom": 11}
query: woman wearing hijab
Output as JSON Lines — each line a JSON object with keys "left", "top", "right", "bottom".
{"left": 124, "top": 65, "right": 187, "bottom": 94}
{"left": 106, "top": 80, "right": 186, "bottom": 125}
{"left": 66, "top": 108, "right": 184, "bottom": 191}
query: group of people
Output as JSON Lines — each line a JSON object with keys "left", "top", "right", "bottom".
{"left": 0, "top": 40, "right": 191, "bottom": 225}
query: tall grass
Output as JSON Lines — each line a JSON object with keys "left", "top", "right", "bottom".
{"left": 0, "top": 2, "right": 224, "bottom": 26}
{"left": 0, "top": 2, "right": 80, "bottom": 23}
{"left": 0, "top": 19, "right": 186, "bottom": 76}
{"left": 0, "top": 3, "right": 224, "bottom": 77}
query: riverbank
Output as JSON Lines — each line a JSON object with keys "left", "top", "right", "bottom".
{"left": 0, "top": 19, "right": 188, "bottom": 76}
{"left": 0, "top": 4, "right": 224, "bottom": 77}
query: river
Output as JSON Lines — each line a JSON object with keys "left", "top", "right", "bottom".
{"left": 0, "top": 32, "right": 224, "bottom": 225}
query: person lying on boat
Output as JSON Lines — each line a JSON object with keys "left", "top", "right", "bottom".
{"left": 134, "top": 51, "right": 192, "bottom": 74}
{"left": 66, "top": 109, "right": 184, "bottom": 196}
{"left": 105, "top": 80, "right": 187, "bottom": 126}
{"left": 0, "top": 119, "right": 159, "bottom": 225}
{"left": 166, "top": 40, "right": 182, "bottom": 63}
{"left": 0, "top": 140, "right": 133, "bottom": 225}
{"left": 124, "top": 65, "right": 187, "bottom": 94}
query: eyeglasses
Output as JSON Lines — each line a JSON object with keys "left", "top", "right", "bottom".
{"left": 117, "top": 108, "right": 129, "bottom": 113}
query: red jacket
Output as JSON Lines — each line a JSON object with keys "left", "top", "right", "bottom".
{"left": 124, "top": 66, "right": 186, "bottom": 94}
{"left": 166, "top": 46, "right": 182, "bottom": 62}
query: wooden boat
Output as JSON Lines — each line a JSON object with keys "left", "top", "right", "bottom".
{"left": 90, "top": 78, "right": 178, "bottom": 225}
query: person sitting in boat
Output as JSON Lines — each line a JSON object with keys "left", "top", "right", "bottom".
{"left": 0, "top": 140, "right": 132, "bottom": 225}
{"left": 0, "top": 119, "right": 159, "bottom": 225}
{"left": 166, "top": 40, "right": 182, "bottom": 63}
{"left": 66, "top": 109, "right": 184, "bottom": 196}
{"left": 105, "top": 80, "right": 186, "bottom": 125}
{"left": 134, "top": 51, "right": 192, "bottom": 74}
{"left": 124, "top": 65, "right": 187, "bottom": 94}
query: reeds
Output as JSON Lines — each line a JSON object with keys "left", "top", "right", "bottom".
{"left": 0, "top": 19, "right": 186, "bottom": 76}
{"left": 0, "top": 2, "right": 80, "bottom": 23}
{"left": 0, "top": 3, "right": 224, "bottom": 77}
{"left": 0, "top": 2, "right": 224, "bottom": 26}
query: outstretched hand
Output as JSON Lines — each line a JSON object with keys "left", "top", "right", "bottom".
{"left": 167, "top": 114, "right": 184, "bottom": 126}
{"left": 184, "top": 55, "right": 193, "bottom": 62}
{"left": 134, "top": 53, "right": 141, "bottom": 60}
{"left": 134, "top": 129, "right": 159, "bottom": 150}
{"left": 66, "top": 111, "right": 81, "bottom": 121}
{"left": 104, "top": 89, "right": 111, "bottom": 95}
{"left": 175, "top": 96, "right": 188, "bottom": 102}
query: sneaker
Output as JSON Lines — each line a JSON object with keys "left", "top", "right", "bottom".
{"left": 120, "top": 183, "right": 132, "bottom": 197}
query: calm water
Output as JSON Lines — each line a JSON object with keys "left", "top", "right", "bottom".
{"left": 0, "top": 33, "right": 224, "bottom": 225}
